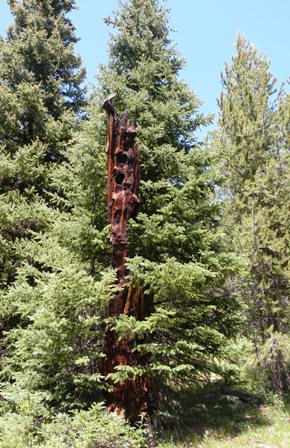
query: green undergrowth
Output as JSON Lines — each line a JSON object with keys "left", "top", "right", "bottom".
{"left": 157, "top": 390, "right": 289, "bottom": 448}
{"left": 0, "top": 384, "right": 289, "bottom": 447}
{"left": 0, "top": 402, "right": 149, "bottom": 448}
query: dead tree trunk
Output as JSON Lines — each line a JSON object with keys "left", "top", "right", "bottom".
{"left": 101, "top": 94, "right": 150, "bottom": 421}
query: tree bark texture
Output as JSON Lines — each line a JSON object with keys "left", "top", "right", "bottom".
{"left": 101, "top": 95, "right": 150, "bottom": 421}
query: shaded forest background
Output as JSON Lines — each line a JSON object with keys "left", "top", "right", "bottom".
{"left": 0, "top": 0, "right": 289, "bottom": 447}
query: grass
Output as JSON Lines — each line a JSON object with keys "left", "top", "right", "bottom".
{"left": 156, "top": 390, "right": 290, "bottom": 448}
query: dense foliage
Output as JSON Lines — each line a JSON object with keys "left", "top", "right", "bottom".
{"left": 0, "top": 0, "right": 288, "bottom": 446}
{"left": 0, "top": 0, "right": 86, "bottom": 297}
{"left": 93, "top": 0, "right": 243, "bottom": 409}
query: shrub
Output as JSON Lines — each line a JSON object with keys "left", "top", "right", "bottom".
{"left": 0, "top": 403, "right": 149, "bottom": 448}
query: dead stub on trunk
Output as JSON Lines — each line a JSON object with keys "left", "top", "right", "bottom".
{"left": 101, "top": 95, "right": 150, "bottom": 422}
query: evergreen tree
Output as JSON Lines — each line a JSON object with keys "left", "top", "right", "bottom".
{"left": 91, "top": 0, "right": 242, "bottom": 411}
{"left": 215, "top": 35, "right": 290, "bottom": 393}
{"left": 0, "top": 0, "right": 86, "bottom": 286}
{"left": 0, "top": 0, "right": 104, "bottom": 413}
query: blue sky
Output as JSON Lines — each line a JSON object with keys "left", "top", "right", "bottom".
{"left": 1, "top": 0, "right": 289, "bottom": 126}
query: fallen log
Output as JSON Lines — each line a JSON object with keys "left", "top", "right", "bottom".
{"left": 220, "top": 386, "right": 263, "bottom": 404}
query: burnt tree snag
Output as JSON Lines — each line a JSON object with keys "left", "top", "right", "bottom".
{"left": 102, "top": 94, "right": 150, "bottom": 421}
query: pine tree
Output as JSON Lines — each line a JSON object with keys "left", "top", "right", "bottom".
{"left": 215, "top": 34, "right": 290, "bottom": 393}
{"left": 0, "top": 0, "right": 105, "bottom": 412}
{"left": 0, "top": 0, "right": 86, "bottom": 286}
{"left": 91, "top": 0, "right": 242, "bottom": 415}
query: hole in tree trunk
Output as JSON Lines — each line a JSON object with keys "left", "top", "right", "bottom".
{"left": 116, "top": 152, "right": 128, "bottom": 164}
{"left": 115, "top": 172, "right": 125, "bottom": 185}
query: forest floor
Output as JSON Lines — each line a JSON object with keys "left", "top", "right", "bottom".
{"left": 156, "top": 392, "right": 290, "bottom": 448}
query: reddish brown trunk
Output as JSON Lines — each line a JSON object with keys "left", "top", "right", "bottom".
{"left": 101, "top": 95, "right": 150, "bottom": 421}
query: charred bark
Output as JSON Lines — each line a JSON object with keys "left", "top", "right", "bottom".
{"left": 101, "top": 95, "right": 150, "bottom": 421}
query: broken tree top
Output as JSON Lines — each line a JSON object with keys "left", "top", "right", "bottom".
{"left": 102, "top": 93, "right": 141, "bottom": 303}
